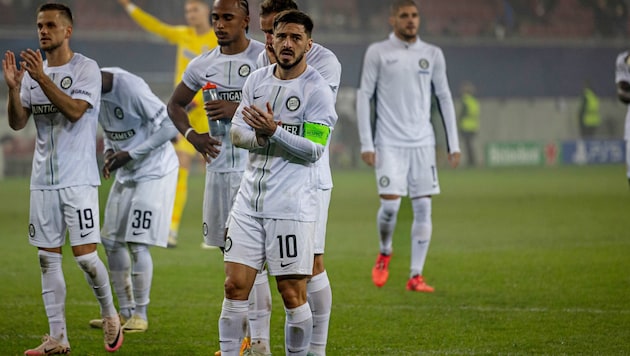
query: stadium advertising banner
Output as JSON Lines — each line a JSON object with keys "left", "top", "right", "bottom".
{"left": 561, "top": 140, "right": 626, "bottom": 165}
{"left": 486, "top": 140, "right": 626, "bottom": 167}
{"left": 485, "top": 142, "right": 552, "bottom": 167}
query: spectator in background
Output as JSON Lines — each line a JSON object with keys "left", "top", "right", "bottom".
{"left": 578, "top": 81, "right": 601, "bottom": 139}
{"left": 117, "top": 0, "right": 218, "bottom": 248}
{"left": 458, "top": 81, "right": 481, "bottom": 166}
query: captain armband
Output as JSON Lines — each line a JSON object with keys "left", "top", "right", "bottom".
{"left": 303, "top": 122, "right": 330, "bottom": 145}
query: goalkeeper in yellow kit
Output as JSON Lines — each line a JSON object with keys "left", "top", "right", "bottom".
{"left": 118, "top": 0, "right": 218, "bottom": 247}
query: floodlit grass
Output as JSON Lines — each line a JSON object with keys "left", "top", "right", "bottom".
{"left": 1, "top": 165, "right": 629, "bottom": 355}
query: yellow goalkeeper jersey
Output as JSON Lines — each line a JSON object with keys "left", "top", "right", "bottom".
{"left": 128, "top": 6, "right": 218, "bottom": 133}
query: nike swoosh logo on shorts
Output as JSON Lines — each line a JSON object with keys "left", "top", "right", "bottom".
{"left": 80, "top": 231, "right": 93, "bottom": 238}
{"left": 280, "top": 262, "right": 295, "bottom": 268}
{"left": 132, "top": 231, "right": 146, "bottom": 236}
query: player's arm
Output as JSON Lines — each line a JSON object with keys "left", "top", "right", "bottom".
{"left": 167, "top": 81, "right": 220, "bottom": 162}
{"left": 21, "top": 49, "right": 93, "bottom": 122}
{"left": 3, "top": 51, "right": 31, "bottom": 130}
{"left": 431, "top": 49, "right": 461, "bottom": 168}
{"left": 356, "top": 45, "right": 379, "bottom": 166}
{"left": 121, "top": 1, "right": 185, "bottom": 44}
{"left": 617, "top": 81, "right": 630, "bottom": 104}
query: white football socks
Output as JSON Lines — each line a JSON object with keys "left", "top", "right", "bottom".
{"left": 39, "top": 250, "right": 68, "bottom": 344}
{"left": 410, "top": 197, "right": 432, "bottom": 277}
{"left": 249, "top": 270, "right": 272, "bottom": 354}
{"left": 285, "top": 302, "right": 313, "bottom": 355}
{"left": 307, "top": 271, "right": 332, "bottom": 356}
{"left": 75, "top": 251, "right": 117, "bottom": 317}
{"left": 219, "top": 298, "right": 249, "bottom": 356}
{"left": 103, "top": 239, "right": 134, "bottom": 319}
{"left": 129, "top": 243, "right": 152, "bottom": 320}
{"left": 377, "top": 198, "right": 401, "bottom": 255}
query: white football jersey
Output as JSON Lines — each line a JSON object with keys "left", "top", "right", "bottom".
{"left": 182, "top": 39, "right": 265, "bottom": 172}
{"left": 357, "top": 33, "right": 460, "bottom": 153}
{"left": 232, "top": 65, "right": 338, "bottom": 221}
{"left": 256, "top": 42, "right": 342, "bottom": 189}
{"left": 615, "top": 51, "right": 630, "bottom": 140}
{"left": 20, "top": 53, "right": 101, "bottom": 190}
{"left": 99, "top": 67, "right": 178, "bottom": 183}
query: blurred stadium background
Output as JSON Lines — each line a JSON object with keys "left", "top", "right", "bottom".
{"left": 0, "top": 0, "right": 628, "bottom": 175}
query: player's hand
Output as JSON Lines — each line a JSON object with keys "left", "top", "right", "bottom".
{"left": 102, "top": 150, "right": 131, "bottom": 179}
{"left": 448, "top": 152, "right": 461, "bottom": 168}
{"left": 19, "top": 49, "right": 45, "bottom": 82}
{"left": 242, "top": 102, "right": 276, "bottom": 137}
{"left": 187, "top": 131, "right": 221, "bottom": 163}
{"left": 2, "top": 51, "right": 25, "bottom": 90}
{"left": 205, "top": 100, "right": 239, "bottom": 122}
{"left": 361, "top": 151, "right": 375, "bottom": 167}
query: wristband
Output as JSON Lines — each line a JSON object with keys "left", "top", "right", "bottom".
{"left": 184, "top": 127, "right": 195, "bottom": 140}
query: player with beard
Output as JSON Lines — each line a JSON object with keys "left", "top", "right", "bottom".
{"left": 222, "top": 10, "right": 337, "bottom": 356}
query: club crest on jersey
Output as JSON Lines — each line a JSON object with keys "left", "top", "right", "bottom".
{"left": 224, "top": 236, "right": 233, "bottom": 252}
{"left": 379, "top": 176, "right": 390, "bottom": 188}
{"left": 115, "top": 107, "right": 124, "bottom": 120}
{"left": 418, "top": 59, "right": 429, "bottom": 70}
{"left": 60, "top": 76, "right": 72, "bottom": 89}
{"left": 28, "top": 224, "right": 36, "bottom": 238}
{"left": 239, "top": 64, "right": 251, "bottom": 77}
{"left": 286, "top": 96, "right": 300, "bottom": 112}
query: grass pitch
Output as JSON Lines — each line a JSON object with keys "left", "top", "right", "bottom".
{"left": 1, "top": 165, "right": 629, "bottom": 355}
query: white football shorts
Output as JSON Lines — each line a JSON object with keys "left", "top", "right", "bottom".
{"left": 202, "top": 170, "right": 243, "bottom": 247}
{"left": 225, "top": 210, "right": 314, "bottom": 276}
{"left": 29, "top": 185, "right": 101, "bottom": 248}
{"left": 101, "top": 169, "right": 177, "bottom": 247}
{"left": 375, "top": 145, "right": 440, "bottom": 197}
{"left": 314, "top": 188, "right": 331, "bottom": 255}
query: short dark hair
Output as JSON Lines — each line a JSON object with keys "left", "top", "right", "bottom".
{"left": 390, "top": 0, "right": 418, "bottom": 15}
{"left": 260, "top": 0, "right": 298, "bottom": 16}
{"left": 273, "top": 10, "right": 313, "bottom": 38}
{"left": 37, "top": 3, "right": 73, "bottom": 25}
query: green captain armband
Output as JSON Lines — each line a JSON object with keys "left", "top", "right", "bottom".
{"left": 303, "top": 122, "right": 330, "bottom": 145}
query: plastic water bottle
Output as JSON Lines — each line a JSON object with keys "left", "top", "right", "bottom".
{"left": 202, "top": 82, "right": 225, "bottom": 137}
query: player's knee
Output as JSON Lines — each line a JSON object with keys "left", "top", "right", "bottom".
{"left": 379, "top": 197, "right": 401, "bottom": 220}
{"left": 411, "top": 197, "right": 432, "bottom": 224}
{"left": 223, "top": 276, "right": 250, "bottom": 300}
{"left": 101, "top": 238, "right": 124, "bottom": 254}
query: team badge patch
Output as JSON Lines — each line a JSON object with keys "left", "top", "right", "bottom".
{"left": 239, "top": 64, "right": 251, "bottom": 77}
{"left": 60, "top": 76, "right": 73, "bottom": 89}
{"left": 224, "top": 236, "right": 233, "bottom": 252}
{"left": 202, "top": 222, "right": 209, "bottom": 237}
{"left": 28, "top": 224, "right": 35, "bottom": 238}
{"left": 286, "top": 96, "right": 300, "bottom": 112}
{"left": 115, "top": 107, "right": 124, "bottom": 120}
{"left": 419, "top": 59, "right": 429, "bottom": 70}
{"left": 379, "top": 176, "right": 390, "bottom": 188}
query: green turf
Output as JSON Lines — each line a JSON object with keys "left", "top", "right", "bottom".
{"left": 1, "top": 165, "right": 629, "bottom": 355}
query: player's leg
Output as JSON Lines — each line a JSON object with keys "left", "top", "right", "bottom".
{"left": 248, "top": 269, "right": 272, "bottom": 354}
{"left": 99, "top": 181, "right": 134, "bottom": 323}
{"left": 26, "top": 190, "right": 72, "bottom": 351}
{"left": 625, "top": 139, "right": 630, "bottom": 187}
{"left": 406, "top": 146, "right": 440, "bottom": 292}
{"left": 372, "top": 146, "right": 407, "bottom": 287}
{"left": 307, "top": 189, "right": 332, "bottom": 356}
{"left": 125, "top": 169, "right": 177, "bottom": 332}
{"left": 220, "top": 210, "right": 265, "bottom": 355}
{"left": 267, "top": 219, "right": 315, "bottom": 355}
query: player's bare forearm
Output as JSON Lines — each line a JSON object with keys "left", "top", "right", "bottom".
{"left": 7, "top": 88, "right": 30, "bottom": 131}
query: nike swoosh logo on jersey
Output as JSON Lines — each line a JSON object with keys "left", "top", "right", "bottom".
{"left": 30, "top": 85, "right": 39, "bottom": 90}
{"left": 80, "top": 231, "right": 93, "bottom": 238}
{"left": 280, "top": 261, "right": 295, "bottom": 268}
{"left": 205, "top": 72, "right": 218, "bottom": 78}
{"left": 253, "top": 95, "right": 263, "bottom": 100}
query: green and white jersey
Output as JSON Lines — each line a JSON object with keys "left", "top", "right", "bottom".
{"left": 231, "top": 64, "right": 338, "bottom": 221}
{"left": 357, "top": 33, "right": 460, "bottom": 154}
{"left": 20, "top": 53, "right": 101, "bottom": 190}
{"left": 257, "top": 42, "right": 342, "bottom": 189}
{"left": 182, "top": 39, "right": 265, "bottom": 172}
{"left": 99, "top": 67, "right": 178, "bottom": 183}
